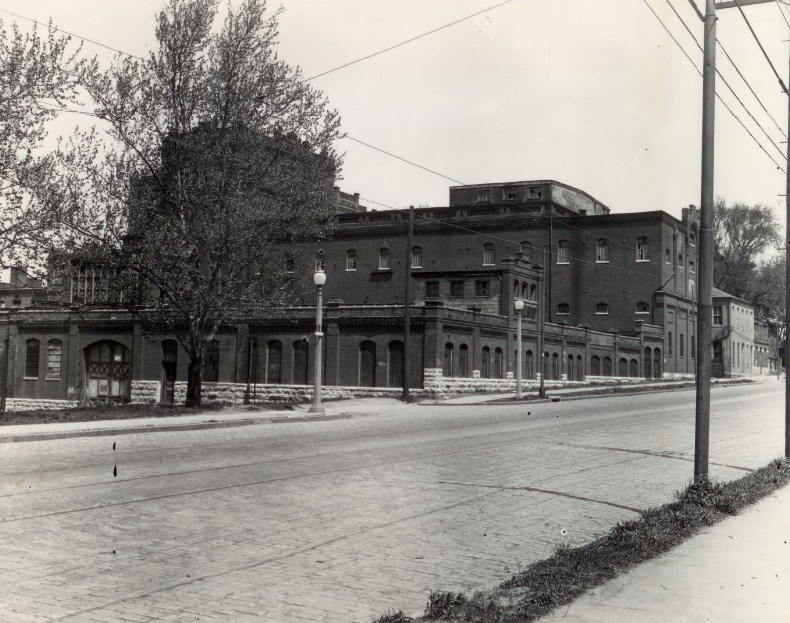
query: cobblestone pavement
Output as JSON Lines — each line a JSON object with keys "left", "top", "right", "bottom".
{"left": 0, "top": 380, "right": 784, "bottom": 622}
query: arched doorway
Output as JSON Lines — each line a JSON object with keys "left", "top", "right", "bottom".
{"left": 602, "top": 356, "right": 612, "bottom": 376}
{"left": 84, "top": 340, "right": 131, "bottom": 405}
{"left": 644, "top": 347, "right": 652, "bottom": 379}
{"left": 388, "top": 341, "right": 404, "bottom": 387}
{"left": 630, "top": 358, "right": 639, "bottom": 377}
{"left": 618, "top": 357, "right": 628, "bottom": 377}
{"left": 590, "top": 355, "right": 600, "bottom": 376}
{"left": 653, "top": 347, "right": 662, "bottom": 378}
{"left": 266, "top": 340, "right": 282, "bottom": 384}
{"left": 567, "top": 354, "right": 575, "bottom": 380}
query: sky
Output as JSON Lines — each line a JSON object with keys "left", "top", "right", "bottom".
{"left": 3, "top": 0, "right": 790, "bottom": 227}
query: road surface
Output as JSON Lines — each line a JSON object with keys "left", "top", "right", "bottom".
{"left": 0, "top": 380, "right": 784, "bottom": 622}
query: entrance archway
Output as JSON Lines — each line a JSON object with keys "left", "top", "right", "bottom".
{"left": 83, "top": 340, "right": 131, "bottom": 405}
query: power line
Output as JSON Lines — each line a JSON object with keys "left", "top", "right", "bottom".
{"left": 640, "top": 0, "right": 787, "bottom": 172}
{"left": 732, "top": 0, "right": 789, "bottom": 94}
{"left": 0, "top": 7, "right": 144, "bottom": 60}
{"left": 301, "top": 0, "right": 519, "bottom": 83}
{"left": 775, "top": 0, "right": 790, "bottom": 29}
{"left": 664, "top": 0, "right": 787, "bottom": 154}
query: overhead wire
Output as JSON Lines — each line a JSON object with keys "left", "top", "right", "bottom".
{"left": 732, "top": 0, "right": 789, "bottom": 93}
{"left": 640, "top": 0, "right": 787, "bottom": 173}
{"left": 664, "top": 0, "right": 786, "bottom": 156}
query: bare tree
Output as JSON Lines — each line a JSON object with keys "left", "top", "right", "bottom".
{"left": 52, "top": 0, "right": 341, "bottom": 406}
{"left": 0, "top": 19, "right": 84, "bottom": 273}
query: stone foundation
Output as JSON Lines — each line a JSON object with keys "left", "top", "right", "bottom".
{"left": 5, "top": 398, "right": 79, "bottom": 412}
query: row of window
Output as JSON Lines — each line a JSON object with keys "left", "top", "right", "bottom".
{"left": 554, "top": 301, "right": 652, "bottom": 315}
{"left": 557, "top": 236, "right": 697, "bottom": 266}
{"left": 666, "top": 331, "right": 696, "bottom": 358}
{"left": 24, "top": 339, "right": 62, "bottom": 379}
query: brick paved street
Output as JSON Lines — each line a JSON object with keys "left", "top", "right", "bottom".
{"left": 0, "top": 380, "right": 784, "bottom": 622}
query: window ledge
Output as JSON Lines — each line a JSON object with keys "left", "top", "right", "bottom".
{"left": 23, "top": 376, "right": 38, "bottom": 381}
{"left": 635, "top": 311, "right": 649, "bottom": 315}
{"left": 45, "top": 377, "right": 61, "bottom": 382}
{"left": 557, "top": 261, "right": 569, "bottom": 265}
{"left": 594, "top": 312, "right": 609, "bottom": 315}
{"left": 596, "top": 260, "right": 609, "bottom": 264}
{"left": 636, "top": 259, "right": 650, "bottom": 263}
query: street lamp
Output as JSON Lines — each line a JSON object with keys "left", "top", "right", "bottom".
{"left": 309, "top": 269, "right": 326, "bottom": 415}
{"left": 514, "top": 298, "right": 524, "bottom": 399}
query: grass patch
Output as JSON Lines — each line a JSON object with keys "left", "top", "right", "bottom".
{"left": 374, "top": 457, "right": 790, "bottom": 622}
{"left": 0, "top": 402, "right": 285, "bottom": 426}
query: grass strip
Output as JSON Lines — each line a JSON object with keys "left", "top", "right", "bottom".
{"left": 374, "top": 457, "right": 790, "bottom": 622}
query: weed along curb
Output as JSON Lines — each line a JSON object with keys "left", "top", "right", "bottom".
{"left": 371, "top": 458, "right": 790, "bottom": 623}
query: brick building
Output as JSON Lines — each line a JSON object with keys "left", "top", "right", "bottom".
{"left": 0, "top": 179, "right": 708, "bottom": 408}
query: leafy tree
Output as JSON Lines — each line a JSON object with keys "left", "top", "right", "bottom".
{"left": 712, "top": 198, "right": 781, "bottom": 301}
{"left": 0, "top": 19, "right": 84, "bottom": 272}
{"left": 52, "top": 0, "right": 341, "bottom": 406}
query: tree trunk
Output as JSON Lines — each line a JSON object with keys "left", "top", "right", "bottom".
{"left": 185, "top": 350, "right": 204, "bottom": 407}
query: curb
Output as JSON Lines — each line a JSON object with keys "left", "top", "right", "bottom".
{"left": 0, "top": 412, "right": 353, "bottom": 443}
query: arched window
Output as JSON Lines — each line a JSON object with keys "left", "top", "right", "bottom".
{"left": 521, "top": 282, "right": 528, "bottom": 299}
{"left": 678, "top": 253, "right": 684, "bottom": 270}
{"left": 529, "top": 283, "right": 537, "bottom": 301}
{"left": 636, "top": 301, "right": 649, "bottom": 314}
{"left": 360, "top": 340, "right": 377, "bottom": 386}
{"left": 388, "top": 341, "right": 404, "bottom": 387}
{"left": 643, "top": 347, "right": 652, "bottom": 378}
{"left": 411, "top": 246, "right": 422, "bottom": 268}
{"left": 576, "top": 354, "right": 583, "bottom": 381}
{"left": 557, "top": 240, "right": 570, "bottom": 264}
{"left": 680, "top": 334, "right": 684, "bottom": 357}
{"left": 378, "top": 247, "right": 390, "bottom": 270}
{"left": 567, "top": 354, "right": 575, "bottom": 380}
{"left": 590, "top": 355, "right": 601, "bottom": 376}
{"left": 293, "top": 340, "right": 309, "bottom": 385}
{"left": 653, "top": 348, "right": 662, "bottom": 378}
{"left": 483, "top": 243, "right": 495, "bottom": 266}
{"left": 551, "top": 352, "right": 559, "bottom": 380}
{"left": 557, "top": 303, "right": 570, "bottom": 315}
{"left": 689, "top": 232, "right": 696, "bottom": 247}
{"left": 204, "top": 339, "right": 220, "bottom": 383}
{"left": 443, "top": 343, "right": 454, "bottom": 377}
{"left": 525, "top": 350, "right": 534, "bottom": 379}
{"left": 459, "top": 344, "right": 469, "bottom": 377}
{"left": 602, "top": 356, "right": 613, "bottom": 376}
{"left": 346, "top": 250, "right": 357, "bottom": 271}
{"left": 636, "top": 237, "right": 649, "bottom": 261}
{"left": 46, "top": 339, "right": 62, "bottom": 380}
{"left": 618, "top": 357, "right": 628, "bottom": 376}
{"left": 266, "top": 340, "right": 282, "bottom": 384}
{"left": 596, "top": 302, "right": 609, "bottom": 315}
{"left": 481, "top": 346, "right": 491, "bottom": 378}
{"left": 629, "top": 359, "right": 639, "bottom": 377}
{"left": 596, "top": 239, "right": 609, "bottom": 262}
{"left": 665, "top": 248, "right": 671, "bottom": 264}
{"left": 25, "top": 339, "right": 40, "bottom": 378}
{"left": 494, "top": 347, "right": 504, "bottom": 378}
{"left": 520, "top": 241, "right": 532, "bottom": 260}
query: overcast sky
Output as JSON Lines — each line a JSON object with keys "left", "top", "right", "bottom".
{"left": 3, "top": 0, "right": 790, "bottom": 226}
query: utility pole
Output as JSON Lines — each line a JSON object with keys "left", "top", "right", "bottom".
{"left": 785, "top": 46, "right": 790, "bottom": 458}
{"left": 539, "top": 246, "right": 546, "bottom": 399}
{"left": 402, "top": 206, "right": 414, "bottom": 402}
{"left": 695, "top": 0, "right": 716, "bottom": 483}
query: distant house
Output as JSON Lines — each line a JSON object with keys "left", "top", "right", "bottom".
{"left": 711, "top": 287, "right": 755, "bottom": 377}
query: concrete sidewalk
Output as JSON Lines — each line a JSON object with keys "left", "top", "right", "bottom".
{"left": 0, "top": 397, "right": 409, "bottom": 442}
{"left": 540, "top": 483, "right": 790, "bottom": 623}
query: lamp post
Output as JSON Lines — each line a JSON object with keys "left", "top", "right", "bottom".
{"left": 309, "top": 269, "right": 326, "bottom": 415}
{"left": 514, "top": 298, "right": 524, "bottom": 399}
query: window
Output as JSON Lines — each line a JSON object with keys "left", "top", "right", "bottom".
{"left": 519, "top": 241, "right": 532, "bottom": 260}
{"left": 25, "top": 339, "right": 40, "bottom": 378}
{"left": 475, "top": 280, "right": 490, "bottom": 297}
{"left": 595, "top": 302, "right": 609, "bottom": 315}
{"left": 483, "top": 243, "right": 495, "bottom": 266}
{"left": 346, "top": 250, "right": 357, "bottom": 271}
{"left": 494, "top": 348, "right": 503, "bottom": 378}
{"left": 596, "top": 239, "right": 609, "bottom": 262}
{"left": 636, "top": 237, "right": 649, "bottom": 261}
{"left": 689, "top": 232, "right": 696, "bottom": 247}
{"left": 411, "top": 246, "right": 422, "bottom": 268}
{"left": 450, "top": 281, "right": 464, "bottom": 298}
{"left": 529, "top": 284, "right": 537, "bottom": 301}
{"left": 426, "top": 280, "right": 440, "bottom": 298}
{"left": 47, "top": 339, "right": 62, "bottom": 380}
{"left": 689, "top": 260, "right": 695, "bottom": 275}
{"left": 665, "top": 248, "right": 671, "bottom": 264}
{"left": 285, "top": 254, "right": 295, "bottom": 273}
{"left": 557, "top": 303, "right": 570, "bottom": 315}
{"left": 667, "top": 310, "right": 675, "bottom": 323}
{"left": 678, "top": 253, "right": 684, "bottom": 271}
{"left": 477, "top": 190, "right": 490, "bottom": 203}
{"left": 680, "top": 334, "right": 684, "bottom": 357}
{"left": 481, "top": 346, "right": 491, "bottom": 378}
{"left": 204, "top": 339, "right": 220, "bottom": 383}
{"left": 668, "top": 331, "right": 673, "bottom": 356}
{"left": 459, "top": 344, "right": 469, "bottom": 377}
{"left": 443, "top": 343, "right": 454, "bottom": 376}
{"left": 636, "top": 301, "right": 649, "bottom": 314}
{"left": 713, "top": 305, "right": 723, "bottom": 325}
{"left": 557, "top": 240, "right": 569, "bottom": 264}
{"left": 378, "top": 247, "right": 390, "bottom": 270}
{"left": 505, "top": 190, "right": 516, "bottom": 201}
